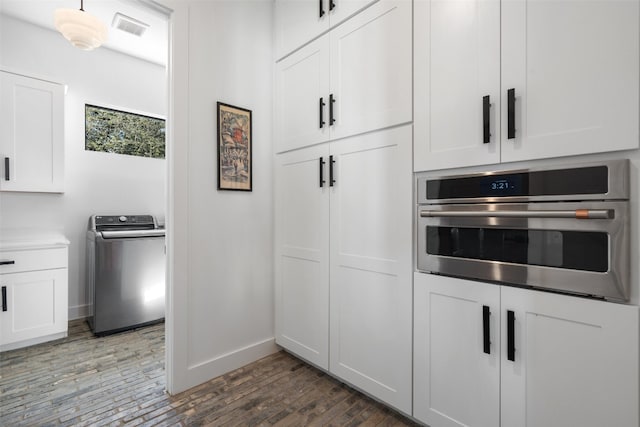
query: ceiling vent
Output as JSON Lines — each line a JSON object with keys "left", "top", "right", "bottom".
{"left": 112, "top": 12, "right": 149, "bottom": 37}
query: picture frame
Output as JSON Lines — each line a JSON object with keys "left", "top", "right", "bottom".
{"left": 217, "top": 102, "right": 252, "bottom": 191}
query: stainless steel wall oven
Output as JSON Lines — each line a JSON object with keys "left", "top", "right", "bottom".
{"left": 416, "top": 160, "right": 630, "bottom": 301}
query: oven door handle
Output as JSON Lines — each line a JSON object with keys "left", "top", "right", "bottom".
{"left": 419, "top": 209, "right": 614, "bottom": 219}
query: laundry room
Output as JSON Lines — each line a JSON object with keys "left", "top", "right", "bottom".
{"left": 0, "top": 2, "right": 167, "bottom": 328}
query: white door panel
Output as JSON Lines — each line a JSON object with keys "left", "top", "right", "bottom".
{"left": 414, "top": 273, "right": 500, "bottom": 427}
{"left": 329, "top": 125, "right": 412, "bottom": 413}
{"left": 414, "top": 0, "right": 500, "bottom": 171}
{"left": 275, "top": 144, "right": 330, "bottom": 369}
{"left": 275, "top": 0, "right": 330, "bottom": 60}
{"left": 330, "top": 0, "right": 412, "bottom": 141}
{"left": 501, "top": 287, "right": 640, "bottom": 427}
{"left": 275, "top": 37, "right": 330, "bottom": 153}
{"left": 501, "top": 0, "right": 639, "bottom": 162}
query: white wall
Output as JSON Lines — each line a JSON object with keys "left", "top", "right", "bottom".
{"left": 0, "top": 14, "right": 167, "bottom": 319}
{"left": 162, "top": 0, "right": 276, "bottom": 393}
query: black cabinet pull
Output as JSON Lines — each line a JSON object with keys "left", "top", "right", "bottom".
{"left": 329, "top": 155, "right": 336, "bottom": 187}
{"left": 0, "top": 260, "right": 15, "bottom": 266}
{"left": 482, "top": 95, "right": 491, "bottom": 144}
{"left": 319, "top": 97, "right": 326, "bottom": 129}
{"left": 507, "top": 310, "right": 516, "bottom": 361}
{"left": 507, "top": 88, "right": 516, "bottom": 139}
{"left": 483, "top": 305, "right": 491, "bottom": 354}
{"left": 319, "top": 0, "right": 325, "bottom": 17}
{"left": 330, "top": 0, "right": 336, "bottom": 11}
{"left": 4, "top": 157, "right": 9, "bottom": 181}
{"left": 319, "top": 157, "right": 326, "bottom": 187}
{"left": 329, "top": 94, "right": 336, "bottom": 125}
{"left": 2, "top": 286, "right": 6, "bottom": 312}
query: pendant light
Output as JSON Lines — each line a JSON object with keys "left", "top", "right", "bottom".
{"left": 54, "top": 0, "right": 107, "bottom": 51}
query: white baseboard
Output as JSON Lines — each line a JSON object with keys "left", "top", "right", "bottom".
{"left": 68, "top": 304, "right": 90, "bottom": 320}
{"left": 168, "top": 338, "right": 279, "bottom": 394}
{"left": 0, "top": 331, "right": 67, "bottom": 352}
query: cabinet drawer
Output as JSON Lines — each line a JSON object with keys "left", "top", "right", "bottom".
{"left": 0, "top": 247, "right": 68, "bottom": 274}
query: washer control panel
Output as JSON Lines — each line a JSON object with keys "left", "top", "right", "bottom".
{"left": 93, "top": 215, "right": 156, "bottom": 230}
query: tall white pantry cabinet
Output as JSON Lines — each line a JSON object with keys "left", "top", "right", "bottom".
{"left": 274, "top": 0, "right": 413, "bottom": 414}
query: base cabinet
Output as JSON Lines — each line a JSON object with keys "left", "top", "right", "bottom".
{"left": 275, "top": 125, "right": 412, "bottom": 413}
{"left": 414, "top": 273, "right": 640, "bottom": 427}
{"left": 0, "top": 246, "right": 69, "bottom": 351}
{"left": 413, "top": 273, "right": 500, "bottom": 427}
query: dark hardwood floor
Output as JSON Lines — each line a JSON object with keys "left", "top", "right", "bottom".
{"left": 0, "top": 320, "right": 420, "bottom": 426}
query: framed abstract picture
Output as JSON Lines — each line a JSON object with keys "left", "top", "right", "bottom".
{"left": 217, "top": 102, "right": 252, "bottom": 191}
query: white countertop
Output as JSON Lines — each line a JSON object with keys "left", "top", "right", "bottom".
{"left": 0, "top": 229, "right": 70, "bottom": 251}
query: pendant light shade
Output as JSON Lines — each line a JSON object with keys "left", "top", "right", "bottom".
{"left": 54, "top": 1, "right": 107, "bottom": 51}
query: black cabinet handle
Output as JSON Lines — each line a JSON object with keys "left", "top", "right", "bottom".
{"left": 482, "top": 95, "right": 491, "bottom": 144}
{"left": 319, "top": 0, "right": 325, "bottom": 17}
{"left": 2, "top": 286, "right": 6, "bottom": 312}
{"left": 483, "top": 305, "right": 491, "bottom": 354}
{"left": 330, "top": 0, "right": 336, "bottom": 11}
{"left": 0, "top": 260, "right": 15, "bottom": 266}
{"left": 319, "top": 97, "right": 326, "bottom": 129}
{"left": 507, "top": 310, "right": 516, "bottom": 361}
{"left": 319, "top": 157, "right": 326, "bottom": 187}
{"left": 329, "top": 155, "right": 336, "bottom": 187}
{"left": 4, "top": 157, "right": 9, "bottom": 181}
{"left": 329, "top": 94, "right": 336, "bottom": 125}
{"left": 507, "top": 88, "right": 516, "bottom": 139}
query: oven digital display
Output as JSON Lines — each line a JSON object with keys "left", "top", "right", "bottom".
{"left": 480, "top": 174, "right": 522, "bottom": 196}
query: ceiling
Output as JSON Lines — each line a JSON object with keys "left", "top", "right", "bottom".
{"left": 1, "top": 0, "right": 169, "bottom": 66}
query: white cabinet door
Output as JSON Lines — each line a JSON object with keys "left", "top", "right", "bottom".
{"left": 274, "top": 0, "right": 330, "bottom": 61}
{"left": 329, "top": 125, "right": 412, "bottom": 414}
{"left": 501, "top": 287, "right": 640, "bottom": 427}
{"left": 275, "top": 36, "right": 330, "bottom": 154}
{"left": 0, "top": 71, "right": 64, "bottom": 193}
{"left": 0, "top": 269, "right": 68, "bottom": 347}
{"left": 329, "top": 0, "right": 412, "bottom": 141}
{"left": 329, "top": 0, "right": 378, "bottom": 26}
{"left": 414, "top": 273, "right": 500, "bottom": 427}
{"left": 274, "top": 0, "right": 378, "bottom": 61}
{"left": 414, "top": 0, "right": 500, "bottom": 172}
{"left": 275, "top": 144, "right": 330, "bottom": 369}
{"left": 501, "top": 0, "right": 639, "bottom": 162}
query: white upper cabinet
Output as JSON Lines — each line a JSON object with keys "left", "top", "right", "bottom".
{"left": 275, "top": 0, "right": 412, "bottom": 153}
{"left": 501, "top": 0, "right": 639, "bottom": 163}
{"left": 0, "top": 71, "right": 65, "bottom": 193}
{"left": 414, "top": 0, "right": 640, "bottom": 171}
{"left": 275, "top": 36, "right": 331, "bottom": 153}
{"left": 275, "top": 0, "right": 378, "bottom": 60}
{"left": 329, "top": 0, "right": 412, "bottom": 141}
{"left": 414, "top": 0, "right": 501, "bottom": 171}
